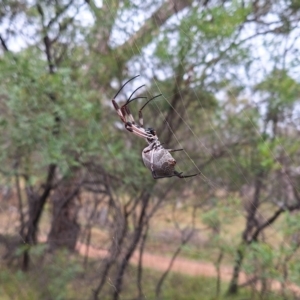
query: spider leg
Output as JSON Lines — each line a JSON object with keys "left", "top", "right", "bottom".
{"left": 123, "top": 105, "right": 136, "bottom": 124}
{"left": 151, "top": 169, "right": 182, "bottom": 179}
{"left": 124, "top": 94, "right": 162, "bottom": 127}
{"left": 112, "top": 75, "right": 146, "bottom": 125}
{"left": 151, "top": 171, "right": 178, "bottom": 180}
{"left": 174, "top": 170, "right": 199, "bottom": 179}
{"left": 113, "top": 101, "right": 147, "bottom": 138}
{"left": 112, "top": 100, "right": 126, "bottom": 123}
{"left": 151, "top": 171, "right": 197, "bottom": 180}
{"left": 114, "top": 94, "right": 156, "bottom": 140}
{"left": 122, "top": 85, "right": 147, "bottom": 125}
{"left": 125, "top": 123, "right": 153, "bottom": 139}
{"left": 125, "top": 85, "right": 146, "bottom": 105}
{"left": 113, "top": 96, "right": 147, "bottom": 126}
{"left": 113, "top": 75, "right": 140, "bottom": 100}
{"left": 138, "top": 94, "right": 162, "bottom": 127}
{"left": 167, "top": 148, "right": 183, "bottom": 153}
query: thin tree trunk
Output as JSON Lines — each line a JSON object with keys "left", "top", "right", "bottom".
{"left": 215, "top": 250, "right": 224, "bottom": 297}
{"left": 113, "top": 193, "right": 150, "bottom": 300}
{"left": 47, "top": 175, "right": 81, "bottom": 251}
{"left": 137, "top": 224, "right": 149, "bottom": 300}
{"left": 155, "top": 229, "right": 194, "bottom": 300}
{"left": 92, "top": 196, "right": 128, "bottom": 300}
{"left": 15, "top": 163, "right": 25, "bottom": 239}
{"left": 22, "top": 164, "right": 56, "bottom": 271}
{"left": 82, "top": 196, "right": 104, "bottom": 268}
{"left": 227, "top": 247, "right": 244, "bottom": 295}
{"left": 227, "top": 171, "right": 264, "bottom": 294}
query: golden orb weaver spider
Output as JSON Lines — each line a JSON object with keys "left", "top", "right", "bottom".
{"left": 112, "top": 75, "right": 198, "bottom": 179}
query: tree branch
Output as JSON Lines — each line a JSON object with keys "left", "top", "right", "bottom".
{"left": 137, "top": 224, "right": 149, "bottom": 299}
{"left": 113, "top": 192, "right": 151, "bottom": 300}
{"left": 0, "top": 35, "right": 9, "bottom": 52}
{"left": 251, "top": 202, "right": 300, "bottom": 242}
{"left": 114, "top": 0, "right": 193, "bottom": 62}
{"left": 155, "top": 228, "right": 194, "bottom": 299}
{"left": 47, "top": 0, "right": 74, "bottom": 29}
{"left": 87, "top": 0, "right": 120, "bottom": 54}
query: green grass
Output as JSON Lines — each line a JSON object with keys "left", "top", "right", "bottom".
{"left": 0, "top": 254, "right": 295, "bottom": 300}
{"left": 0, "top": 199, "right": 296, "bottom": 300}
{"left": 119, "top": 266, "right": 291, "bottom": 300}
{"left": 0, "top": 268, "right": 39, "bottom": 300}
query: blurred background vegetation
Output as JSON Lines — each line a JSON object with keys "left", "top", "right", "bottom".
{"left": 1, "top": 0, "right": 300, "bottom": 299}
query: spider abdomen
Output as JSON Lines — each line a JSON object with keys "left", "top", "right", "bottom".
{"left": 142, "top": 146, "right": 176, "bottom": 177}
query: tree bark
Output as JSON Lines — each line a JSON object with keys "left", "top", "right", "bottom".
{"left": 47, "top": 175, "right": 81, "bottom": 251}
{"left": 113, "top": 192, "right": 151, "bottom": 300}
{"left": 227, "top": 171, "right": 264, "bottom": 294}
{"left": 22, "top": 163, "right": 56, "bottom": 271}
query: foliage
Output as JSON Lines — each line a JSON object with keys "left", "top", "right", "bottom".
{"left": 0, "top": 249, "right": 82, "bottom": 300}
{"left": 0, "top": 52, "right": 101, "bottom": 179}
{"left": 0, "top": 260, "right": 293, "bottom": 300}
{"left": 1, "top": 0, "right": 300, "bottom": 299}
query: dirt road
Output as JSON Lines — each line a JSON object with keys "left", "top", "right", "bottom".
{"left": 76, "top": 241, "right": 300, "bottom": 295}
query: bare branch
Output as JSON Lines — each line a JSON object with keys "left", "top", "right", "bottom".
{"left": 47, "top": 0, "right": 74, "bottom": 29}
{"left": 87, "top": 0, "right": 120, "bottom": 53}
{"left": 114, "top": 0, "right": 193, "bottom": 61}
{"left": 251, "top": 203, "right": 300, "bottom": 242}
{"left": 0, "top": 35, "right": 9, "bottom": 52}
{"left": 137, "top": 224, "right": 149, "bottom": 299}
{"left": 155, "top": 228, "right": 194, "bottom": 299}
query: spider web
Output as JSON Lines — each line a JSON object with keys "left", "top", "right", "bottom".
{"left": 1, "top": 1, "right": 300, "bottom": 300}
{"left": 93, "top": 1, "right": 300, "bottom": 298}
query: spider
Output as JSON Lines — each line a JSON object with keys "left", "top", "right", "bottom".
{"left": 112, "top": 75, "right": 198, "bottom": 179}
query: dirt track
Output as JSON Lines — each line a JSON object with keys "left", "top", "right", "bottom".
{"left": 76, "top": 242, "right": 300, "bottom": 295}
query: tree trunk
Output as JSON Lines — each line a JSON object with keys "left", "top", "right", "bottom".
{"left": 22, "top": 164, "right": 56, "bottom": 271}
{"left": 227, "top": 171, "right": 264, "bottom": 294}
{"left": 113, "top": 193, "right": 151, "bottom": 300}
{"left": 47, "top": 176, "right": 81, "bottom": 251}
{"left": 227, "top": 247, "right": 244, "bottom": 294}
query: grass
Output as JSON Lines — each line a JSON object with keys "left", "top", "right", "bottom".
{"left": 0, "top": 268, "right": 39, "bottom": 300}
{"left": 0, "top": 195, "right": 297, "bottom": 300}
{"left": 1, "top": 193, "right": 286, "bottom": 266}
{"left": 0, "top": 252, "right": 295, "bottom": 300}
